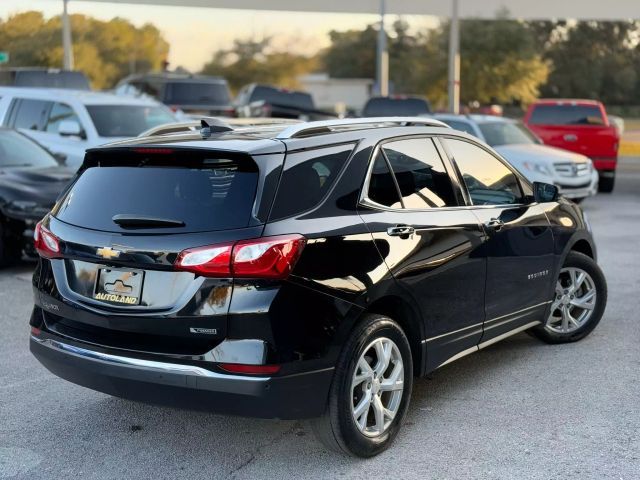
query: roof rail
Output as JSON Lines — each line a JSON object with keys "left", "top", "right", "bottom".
{"left": 275, "top": 116, "right": 450, "bottom": 139}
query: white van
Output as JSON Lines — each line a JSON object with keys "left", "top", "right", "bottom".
{"left": 0, "top": 87, "right": 177, "bottom": 167}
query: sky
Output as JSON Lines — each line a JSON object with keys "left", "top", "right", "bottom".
{"left": 0, "top": 0, "right": 439, "bottom": 72}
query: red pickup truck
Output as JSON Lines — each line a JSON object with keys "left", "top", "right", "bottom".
{"left": 524, "top": 99, "right": 619, "bottom": 192}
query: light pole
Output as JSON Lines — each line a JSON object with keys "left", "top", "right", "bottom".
{"left": 447, "top": 0, "right": 460, "bottom": 113}
{"left": 62, "top": 0, "right": 74, "bottom": 70}
{"left": 375, "top": 0, "right": 389, "bottom": 96}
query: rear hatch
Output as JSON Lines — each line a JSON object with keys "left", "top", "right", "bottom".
{"left": 526, "top": 103, "right": 619, "bottom": 159}
{"left": 38, "top": 146, "right": 282, "bottom": 355}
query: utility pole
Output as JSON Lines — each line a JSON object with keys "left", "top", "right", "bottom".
{"left": 447, "top": 0, "right": 460, "bottom": 113}
{"left": 62, "top": 0, "right": 74, "bottom": 70}
{"left": 376, "top": 0, "right": 389, "bottom": 96}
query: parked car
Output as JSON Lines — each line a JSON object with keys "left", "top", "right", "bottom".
{"left": 0, "top": 68, "right": 91, "bottom": 90}
{"left": 434, "top": 114, "right": 598, "bottom": 202}
{"left": 0, "top": 87, "right": 178, "bottom": 167}
{"left": 29, "top": 117, "right": 606, "bottom": 458}
{"left": 234, "top": 83, "right": 333, "bottom": 120}
{"left": 115, "top": 73, "right": 234, "bottom": 117}
{"left": 0, "top": 128, "right": 74, "bottom": 265}
{"left": 362, "top": 95, "right": 432, "bottom": 117}
{"left": 524, "top": 99, "right": 619, "bottom": 193}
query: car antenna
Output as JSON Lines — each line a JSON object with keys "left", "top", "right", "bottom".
{"left": 200, "top": 118, "right": 233, "bottom": 138}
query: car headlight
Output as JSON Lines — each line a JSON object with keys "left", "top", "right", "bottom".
{"left": 522, "top": 161, "right": 552, "bottom": 176}
{"left": 586, "top": 158, "right": 594, "bottom": 173}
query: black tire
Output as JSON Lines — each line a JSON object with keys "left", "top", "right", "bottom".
{"left": 311, "top": 314, "right": 413, "bottom": 457}
{"left": 530, "top": 251, "right": 607, "bottom": 344}
{"left": 598, "top": 173, "right": 615, "bottom": 193}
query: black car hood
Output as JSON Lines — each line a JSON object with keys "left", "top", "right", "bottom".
{"left": 0, "top": 165, "right": 75, "bottom": 207}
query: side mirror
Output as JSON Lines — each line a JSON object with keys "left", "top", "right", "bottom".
{"left": 533, "top": 181, "right": 559, "bottom": 203}
{"left": 58, "top": 120, "right": 85, "bottom": 139}
{"left": 53, "top": 152, "right": 67, "bottom": 165}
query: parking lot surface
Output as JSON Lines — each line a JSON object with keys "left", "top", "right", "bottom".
{"left": 2, "top": 159, "right": 639, "bottom": 480}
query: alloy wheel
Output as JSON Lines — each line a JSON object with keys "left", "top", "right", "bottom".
{"left": 546, "top": 267, "right": 597, "bottom": 334}
{"left": 350, "top": 337, "right": 404, "bottom": 437}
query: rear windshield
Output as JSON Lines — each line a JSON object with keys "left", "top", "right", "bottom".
{"left": 249, "top": 86, "right": 314, "bottom": 110}
{"left": 164, "top": 81, "right": 231, "bottom": 106}
{"left": 13, "top": 71, "right": 91, "bottom": 90}
{"left": 86, "top": 105, "right": 176, "bottom": 137}
{"left": 363, "top": 98, "right": 432, "bottom": 117}
{"left": 54, "top": 154, "right": 259, "bottom": 233}
{"left": 529, "top": 104, "right": 605, "bottom": 126}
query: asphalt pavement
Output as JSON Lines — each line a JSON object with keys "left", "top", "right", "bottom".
{"left": 1, "top": 158, "right": 639, "bottom": 480}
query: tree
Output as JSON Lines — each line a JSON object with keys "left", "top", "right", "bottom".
{"left": 200, "top": 38, "right": 317, "bottom": 92}
{"left": 533, "top": 21, "right": 640, "bottom": 105}
{"left": 0, "top": 11, "right": 169, "bottom": 89}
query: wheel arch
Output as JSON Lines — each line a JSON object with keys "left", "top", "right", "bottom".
{"left": 361, "top": 294, "right": 426, "bottom": 377}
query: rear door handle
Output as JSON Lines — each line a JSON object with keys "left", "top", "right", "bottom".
{"left": 484, "top": 218, "right": 504, "bottom": 231}
{"left": 563, "top": 134, "right": 578, "bottom": 142}
{"left": 387, "top": 225, "right": 415, "bottom": 237}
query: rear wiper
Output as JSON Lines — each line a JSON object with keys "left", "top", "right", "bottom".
{"left": 112, "top": 214, "right": 185, "bottom": 228}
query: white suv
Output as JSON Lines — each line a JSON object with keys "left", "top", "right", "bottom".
{"left": 0, "top": 87, "right": 177, "bottom": 167}
{"left": 433, "top": 114, "right": 599, "bottom": 202}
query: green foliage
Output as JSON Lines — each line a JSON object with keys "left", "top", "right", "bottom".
{"left": 0, "top": 11, "right": 169, "bottom": 89}
{"left": 200, "top": 38, "right": 317, "bottom": 93}
{"left": 322, "top": 17, "right": 549, "bottom": 108}
{"left": 536, "top": 21, "right": 640, "bottom": 105}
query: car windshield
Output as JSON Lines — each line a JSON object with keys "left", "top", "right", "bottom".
{"left": 164, "top": 81, "right": 231, "bottom": 105}
{"left": 363, "top": 98, "right": 432, "bottom": 116}
{"left": 478, "top": 122, "right": 539, "bottom": 147}
{"left": 86, "top": 105, "right": 176, "bottom": 137}
{"left": 529, "top": 104, "right": 605, "bottom": 125}
{"left": 0, "top": 129, "right": 58, "bottom": 168}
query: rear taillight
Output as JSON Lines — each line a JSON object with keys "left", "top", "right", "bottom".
{"left": 34, "top": 222, "right": 61, "bottom": 259}
{"left": 175, "top": 234, "right": 306, "bottom": 279}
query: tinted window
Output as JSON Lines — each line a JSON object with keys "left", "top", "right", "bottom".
{"left": 54, "top": 161, "right": 258, "bottom": 233}
{"left": 249, "top": 86, "right": 314, "bottom": 110}
{"left": 442, "top": 120, "right": 476, "bottom": 136}
{"left": 45, "top": 103, "right": 81, "bottom": 133}
{"left": 270, "top": 145, "right": 353, "bottom": 220}
{"left": 477, "top": 121, "right": 538, "bottom": 147}
{"left": 164, "top": 81, "right": 231, "bottom": 105}
{"left": 12, "top": 99, "right": 49, "bottom": 131}
{"left": 383, "top": 138, "right": 456, "bottom": 208}
{"left": 446, "top": 139, "right": 523, "bottom": 206}
{"left": 14, "top": 71, "right": 90, "bottom": 90}
{"left": 367, "top": 151, "right": 402, "bottom": 208}
{"left": 0, "top": 130, "right": 57, "bottom": 168}
{"left": 86, "top": 105, "right": 176, "bottom": 137}
{"left": 529, "top": 104, "right": 604, "bottom": 126}
{"left": 362, "top": 97, "right": 431, "bottom": 117}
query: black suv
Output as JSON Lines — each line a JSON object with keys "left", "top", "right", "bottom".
{"left": 29, "top": 117, "right": 607, "bottom": 457}
{"left": 234, "top": 83, "right": 333, "bottom": 120}
{"left": 116, "top": 73, "right": 234, "bottom": 116}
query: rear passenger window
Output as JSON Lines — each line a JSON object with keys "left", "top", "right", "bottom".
{"left": 445, "top": 138, "right": 523, "bottom": 206}
{"left": 269, "top": 145, "right": 353, "bottom": 220}
{"left": 11, "top": 99, "right": 50, "bottom": 131}
{"left": 382, "top": 138, "right": 457, "bottom": 208}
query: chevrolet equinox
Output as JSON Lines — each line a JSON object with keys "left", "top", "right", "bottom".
{"left": 29, "top": 117, "right": 607, "bottom": 457}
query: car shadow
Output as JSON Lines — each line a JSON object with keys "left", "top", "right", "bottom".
{"left": 33, "top": 330, "right": 548, "bottom": 476}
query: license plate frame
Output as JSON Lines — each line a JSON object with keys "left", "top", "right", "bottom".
{"left": 93, "top": 267, "right": 144, "bottom": 306}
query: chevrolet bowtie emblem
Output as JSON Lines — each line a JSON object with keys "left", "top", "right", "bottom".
{"left": 96, "top": 247, "right": 120, "bottom": 260}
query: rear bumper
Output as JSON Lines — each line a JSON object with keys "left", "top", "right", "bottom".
{"left": 30, "top": 333, "right": 333, "bottom": 419}
{"left": 592, "top": 157, "right": 617, "bottom": 171}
